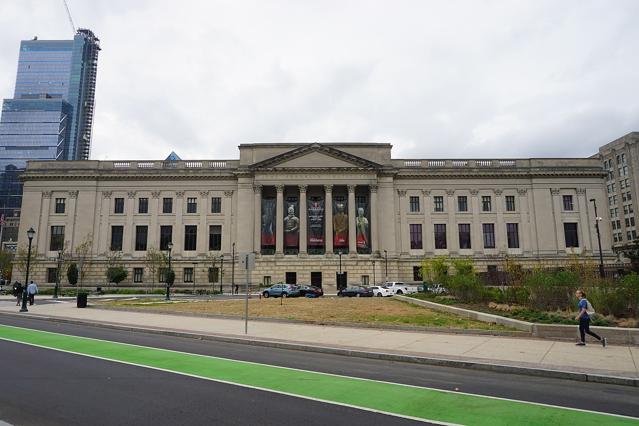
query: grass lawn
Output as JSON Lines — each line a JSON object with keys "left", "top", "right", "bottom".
{"left": 98, "top": 297, "right": 514, "bottom": 331}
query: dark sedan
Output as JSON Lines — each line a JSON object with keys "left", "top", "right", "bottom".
{"left": 337, "top": 286, "right": 374, "bottom": 297}
{"left": 297, "top": 285, "right": 323, "bottom": 298}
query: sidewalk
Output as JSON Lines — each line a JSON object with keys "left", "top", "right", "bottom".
{"left": 1, "top": 298, "right": 637, "bottom": 384}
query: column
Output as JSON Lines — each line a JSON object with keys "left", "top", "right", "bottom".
{"left": 149, "top": 191, "right": 160, "bottom": 249}
{"left": 68, "top": 190, "right": 79, "bottom": 250}
{"left": 494, "top": 189, "right": 506, "bottom": 253}
{"left": 38, "top": 191, "right": 52, "bottom": 252}
{"left": 348, "top": 185, "right": 357, "bottom": 255}
{"left": 422, "top": 190, "right": 433, "bottom": 254}
{"left": 198, "top": 191, "right": 209, "bottom": 254}
{"left": 98, "top": 191, "right": 112, "bottom": 255}
{"left": 299, "top": 185, "right": 307, "bottom": 256}
{"left": 223, "top": 190, "right": 234, "bottom": 253}
{"left": 124, "top": 191, "right": 136, "bottom": 254}
{"left": 275, "top": 185, "right": 284, "bottom": 255}
{"left": 518, "top": 189, "right": 533, "bottom": 254}
{"left": 397, "top": 189, "right": 409, "bottom": 255}
{"left": 377, "top": 176, "right": 396, "bottom": 255}
{"left": 174, "top": 191, "right": 184, "bottom": 256}
{"left": 325, "top": 185, "right": 333, "bottom": 255}
{"left": 576, "top": 188, "right": 592, "bottom": 252}
{"left": 253, "top": 185, "right": 262, "bottom": 253}
{"left": 550, "top": 188, "right": 564, "bottom": 252}
{"left": 235, "top": 177, "right": 253, "bottom": 253}
{"left": 447, "top": 190, "right": 457, "bottom": 254}
{"left": 370, "top": 184, "right": 379, "bottom": 255}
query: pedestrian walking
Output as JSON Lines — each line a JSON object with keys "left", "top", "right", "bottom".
{"left": 235, "top": 284, "right": 239, "bottom": 294}
{"left": 27, "top": 280, "right": 38, "bottom": 306}
{"left": 575, "top": 289, "right": 606, "bottom": 347}
{"left": 13, "top": 281, "right": 23, "bottom": 306}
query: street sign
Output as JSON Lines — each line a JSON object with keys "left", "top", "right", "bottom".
{"left": 240, "top": 253, "right": 256, "bottom": 270}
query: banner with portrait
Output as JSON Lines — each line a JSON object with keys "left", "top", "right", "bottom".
{"left": 261, "top": 198, "right": 276, "bottom": 247}
{"left": 355, "top": 195, "right": 370, "bottom": 253}
{"left": 307, "top": 195, "right": 325, "bottom": 247}
{"left": 332, "top": 197, "right": 348, "bottom": 248}
{"left": 284, "top": 197, "right": 299, "bottom": 248}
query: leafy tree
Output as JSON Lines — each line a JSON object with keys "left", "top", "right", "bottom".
{"left": 0, "top": 250, "right": 14, "bottom": 281}
{"left": 67, "top": 263, "right": 79, "bottom": 286}
{"left": 74, "top": 234, "right": 93, "bottom": 286}
{"left": 107, "top": 266, "right": 128, "bottom": 284}
{"left": 166, "top": 269, "right": 175, "bottom": 287}
{"left": 619, "top": 239, "right": 639, "bottom": 273}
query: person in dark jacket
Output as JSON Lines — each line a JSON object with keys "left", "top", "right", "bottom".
{"left": 13, "top": 281, "right": 23, "bottom": 306}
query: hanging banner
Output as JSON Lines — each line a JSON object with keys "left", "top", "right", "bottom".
{"left": 333, "top": 198, "right": 348, "bottom": 248}
{"left": 284, "top": 198, "right": 300, "bottom": 248}
{"left": 355, "top": 196, "right": 370, "bottom": 253}
{"left": 307, "top": 195, "right": 325, "bottom": 246}
{"left": 261, "top": 198, "right": 276, "bottom": 246}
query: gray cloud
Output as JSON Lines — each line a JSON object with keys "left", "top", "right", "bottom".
{"left": 1, "top": 0, "right": 638, "bottom": 160}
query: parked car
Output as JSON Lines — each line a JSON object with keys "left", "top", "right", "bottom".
{"left": 426, "top": 283, "right": 447, "bottom": 294}
{"left": 297, "top": 285, "right": 323, "bottom": 298}
{"left": 370, "top": 286, "right": 393, "bottom": 297}
{"left": 262, "top": 284, "right": 300, "bottom": 298}
{"left": 337, "top": 286, "right": 374, "bottom": 297}
{"left": 383, "top": 282, "right": 420, "bottom": 295}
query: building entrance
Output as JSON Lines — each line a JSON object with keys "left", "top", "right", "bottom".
{"left": 311, "top": 272, "right": 322, "bottom": 288}
{"left": 285, "top": 272, "right": 297, "bottom": 285}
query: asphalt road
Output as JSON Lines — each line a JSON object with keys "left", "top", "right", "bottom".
{"left": 0, "top": 315, "right": 637, "bottom": 425}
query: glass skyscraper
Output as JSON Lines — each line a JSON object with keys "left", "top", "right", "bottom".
{"left": 0, "top": 29, "right": 100, "bottom": 245}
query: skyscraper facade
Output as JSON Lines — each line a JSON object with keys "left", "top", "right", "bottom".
{"left": 0, "top": 29, "right": 100, "bottom": 245}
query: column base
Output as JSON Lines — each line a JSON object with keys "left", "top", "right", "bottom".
{"left": 298, "top": 251, "right": 308, "bottom": 258}
{"left": 275, "top": 252, "right": 284, "bottom": 258}
{"left": 348, "top": 252, "right": 358, "bottom": 258}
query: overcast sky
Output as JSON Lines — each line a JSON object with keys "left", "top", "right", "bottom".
{"left": 1, "top": 0, "right": 638, "bottom": 160}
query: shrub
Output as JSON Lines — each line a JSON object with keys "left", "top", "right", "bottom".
{"left": 166, "top": 270, "right": 175, "bottom": 286}
{"left": 106, "top": 266, "right": 128, "bottom": 284}
{"left": 67, "top": 263, "right": 79, "bottom": 286}
{"left": 522, "top": 270, "right": 578, "bottom": 311}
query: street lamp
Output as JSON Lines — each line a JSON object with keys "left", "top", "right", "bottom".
{"left": 590, "top": 199, "right": 605, "bottom": 278}
{"left": 372, "top": 259, "right": 376, "bottom": 286}
{"left": 220, "top": 254, "right": 224, "bottom": 294}
{"left": 54, "top": 249, "right": 62, "bottom": 299}
{"left": 338, "top": 250, "right": 342, "bottom": 274}
{"left": 383, "top": 249, "right": 388, "bottom": 283}
{"left": 192, "top": 262, "right": 197, "bottom": 293}
{"left": 20, "top": 227, "right": 35, "bottom": 312}
{"left": 166, "top": 241, "right": 173, "bottom": 301}
{"left": 231, "top": 242, "right": 236, "bottom": 294}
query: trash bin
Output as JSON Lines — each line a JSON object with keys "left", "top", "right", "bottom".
{"left": 77, "top": 293, "right": 88, "bottom": 308}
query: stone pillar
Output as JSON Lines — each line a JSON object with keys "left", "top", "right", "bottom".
{"left": 348, "top": 185, "right": 357, "bottom": 255}
{"left": 149, "top": 191, "right": 160, "bottom": 250}
{"left": 124, "top": 191, "right": 136, "bottom": 254}
{"left": 494, "top": 189, "right": 505, "bottom": 253}
{"left": 518, "top": 189, "right": 532, "bottom": 254}
{"left": 253, "top": 185, "right": 262, "bottom": 253}
{"left": 198, "top": 191, "right": 209, "bottom": 254}
{"left": 447, "top": 190, "right": 457, "bottom": 254}
{"left": 576, "top": 188, "right": 592, "bottom": 252}
{"left": 98, "top": 191, "right": 112, "bottom": 255}
{"left": 370, "top": 184, "right": 379, "bottom": 255}
{"left": 174, "top": 191, "right": 184, "bottom": 256}
{"left": 299, "top": 185, "right": 308, "bottom": 256}
{"left": 223, "top": 191, "right": 234, "bottom": 253}
{"left": 38, "top": 191, "right": 52, "bottom": 252}
{"left": 68, "top": 190, "right": 79, "bottom": 250}
{"left": 235, "top": 177, "right": 254, "bottom": 253}
{"left": 422, "top": 190, "right": 433, "bottom": 254}
{"left": 325, "top": 185, "right": 333, "bottom": 255}
{"left": 550, "top": 188, "right": 564, "bottom": 252}
{"left": 397, "top": 189, "right": 409, "bottom": 255}
{"left": 276, "top": 185, "right": 284, "bottom": 256}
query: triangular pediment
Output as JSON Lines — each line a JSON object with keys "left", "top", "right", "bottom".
{"left": 250, "top": 143, "right": 382, "bottom": 170}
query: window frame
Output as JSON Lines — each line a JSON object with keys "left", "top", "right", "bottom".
{"left": 458, "top": 223, "right": 471, "bottom": 249}
{"left": 433, "top": 196, "right": 444, "bottom": 212}
{"left": 563, "top": 222, "right": 579, "bottom": 248}
{"left": 434, "top": 224, "right": 447, "bottom": 249}
{"left": 506, "top": 223, "right": 520, "bottom": 249}
{"left": 162, "top": 197, "right": 173, "bottom": 214}
{"left": 457, "top": 196, "right": 468, "bottom": 212}
{"left": 482, "top": 223, "right": 495, "bottom": 249}
{"left": 481, "top": 196, "right": 492, "bottom": 212}
{"left": 110, "top": 225, "right": 124, "bottom": 251}
{"left": 505, "top": 195, "right": 516, "bottom": 212}
{"left": 211, "top": 197, "right": 222, "bottom": 214}
{"left": 209, "top": 225, "right": 222, "bottom": 251}
{"left": 184, "top": 225, "right": 197, "bottom": 251}
{"left": 186, "top": 197, "right": 197, "bottom": 214}
{"left": 409, "top": 196, "right": 420, "bottom": 213}
{"left": 55, "top": 197, "right": 66, "bottom": 214}
{"left": 133, "top": 267, "right": 144, "bottom": 283}
{"left": 409, "top": 224, "right": 423, "bottom": 249}
{"left": 135, "top": 225, "right": 148, "bottom": 251}
{"left": 50, "top": 225, "right": 65, "bottom": 251}
{"left": 138, "top": 197, "right": 149, "bottom": 214}
{"left": 114, "top": 197, "right": 125, "bottom": 214}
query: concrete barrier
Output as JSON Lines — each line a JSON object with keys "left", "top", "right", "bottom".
{"left": 397, "top": 295, "right": 639, "bottom": 345}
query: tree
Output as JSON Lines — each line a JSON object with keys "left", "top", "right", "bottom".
{"left": 144, "top": 248, "right": 167, "bottom": 289}
{"left": 67, "top": 263, "right": 79, "bottom": 286}
{"left": 14, "top": 244, "right": 39, "bottom": 282}
{"left": 105, "top": 251, "right": 127, "bottom": 285}
{"left": 166, "top": 269, "right": 175, "bottom": 287}
{"left": 74, "top": 234, "right": 93, "bottom": 287}
{"left": 619, "top": 239, "right": 639, "bottom": 273}
{"left": 0, "top": 250, "right": 14, "bottom": 281}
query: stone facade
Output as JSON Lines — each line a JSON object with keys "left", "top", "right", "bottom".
{"left": 17, "top": 143, "right": 615, "bottom": 291}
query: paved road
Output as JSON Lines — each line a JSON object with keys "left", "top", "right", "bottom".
{"left": 0, "top": 316, "right": 637, "bottom": 425}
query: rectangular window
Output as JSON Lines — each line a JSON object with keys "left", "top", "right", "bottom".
{"left": 434, "top": 224, "right": 447, "bottom": 249}
{"left": 482, "top": 223, "right": 495, "bottom": 249}
{"left": 211, "top": 197, "right": 222, "bottom": 214}
{"left": 627, "top": 192, "right": 632, "bottom": 201}
{"left": 133, "top": 268, "right": 144, "bottom": 283}
{"left": 409, "top": 224, "right": 422, "bottom": 249}
{"left": 187, "top": 197, "right": 197, "bottom": 213}
{"left": 138, "top": 198, "right": 149, "bottom": 214}
{"left": 183, "top": 267, "right": 194, "bottom": 283}
{"left": 409, "top": 196, "right": 420, "bottom": 213}
{"left": 458, "top": 223, "right": 471, "bottom": 249}
{"left": 55, "top": 198, "right": 66, "bottom": 214}
{"left": 361, "top": 275, "right": 369, "bottom": 286}
{"left": 162, "top": 197, "right": 173, "bottom": 214}
{"left": 50, "top": 225, "right": 65, "bottom": 251}
{"left": 563, "top": 195, "right": 574, "bottom": 211}
{"left": 263, "top": 276, "right": 271, "bottom": 287}
{"left": 135, "top": 225, "right": 148, "bottom": 251}
{"left": 160, "top": 225, "right": 172, "bottom": 251}
{"left": 184, "top": 225, "right": 197, "bottom": 251}
{"left": 413, "top": 266, "right": 422, "bottom": 281}
{"left": 564, "top": 223, "right": 579, "bottom": 247}
{"left": 47, "top": 268, "right": 58, "bottom": 283}
{"left": 111, "top": 226, "right": 124, "bottom": 251}
{"left": 626, "top": 218, "right": 630, "bottom": 227}
{"left": 433, "top": 196, "right": 444, "bottom": 212}
{"left": 481, "top": 196, "right": 492, "bottom": 212}
{"left": 631, "top": 217, "right": 635, "bottom": 227}
{"left": 506, "top": 223, "right": 520, "bottom": 248}
{"left": 208, "top": 267, "right": 220, "bottom": 283}
{"left": 114, "top": 197, "right": 124, "bottom": 214}
{"left": 209, "top": 225, "right": 222, "bottom": 251}
{"left": 505, "top": 195, "right": 516, "bottom": 212}
{"left": 159, "top": 268, "right": 167, "bottom": 283}
{"left": 457, "top": 196, "right": 468, "bottom": 212}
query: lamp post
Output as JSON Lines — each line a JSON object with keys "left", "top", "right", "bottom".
{"left": 220, "top": 254, "right": 224, "bottom": 294}
{"left": 590, "top": 198, "right": 605, "bottom": 278}
{"left": 384, "top": 249, "right": 388, "bottom": 283}
{"left": 231, "top": 242, "right": 235, "bottom": 294}
{"left": 54, "top": 249, "right": 62, "bottom": 299}
{"left": 338, "top": 250, "right": 342, "bottom": 274}
{"left": 192, "top": 262, "right": 196, "bottom": 293}
{"left": 20, "top": 227, "right": 35, "bottom": 312}
{"left": 166, "top": 242, "right": 173, "bottom": 301}
{"left": 372, "top": 259, "right": 376, "bottom": 286}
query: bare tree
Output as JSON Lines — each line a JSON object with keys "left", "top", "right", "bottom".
{"left": 144, "top": 247, "right": 167, "bottom": 290}
{"left": 14, "top": 244, "right": 39, "bottom": 283}
{"left": 74, "top": 234, "right": 93, "bottom": 288}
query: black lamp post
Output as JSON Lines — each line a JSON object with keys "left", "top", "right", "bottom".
{"left": 192, "top": 262, "right": 197, "bottom": 293}
{"left": 20, "top": 227, "right": 35, "bottom": 312}
{"left": 166, "top": 241, "right": 173, "bottom": 301}
{"left": 231, "top": 242, "right": 235, "bottom": 294}
{"left": 54, "top": 249, "right": 62, "bottom": 299}
{"left": 383, "top": 249, "right": 388, "bottom": 283}
{"left": 590, "top": 198, "right": 605, "bottom": 278}
{"left": 219, "top": 254, "right": 224, "bottom": 294}
{"left": 372, "top": 259, "right": 376, "bottom": 286}
{"left": 338, "top": 250, "right": 342, "bottom": 274}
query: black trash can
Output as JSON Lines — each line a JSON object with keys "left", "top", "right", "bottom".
{"left": 77, "top": 293, "right": 88, "bottom": 308}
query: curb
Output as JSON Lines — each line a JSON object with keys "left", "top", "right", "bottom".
{"left": 0, "top": 311, "right": 636, "bottom": 388}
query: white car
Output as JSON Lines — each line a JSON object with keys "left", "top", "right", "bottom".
{"left": 370, "top": 286, "right": 393, "bottom": 297}
{"left": 383, "top": 282, "right": 420, "bottom": 295}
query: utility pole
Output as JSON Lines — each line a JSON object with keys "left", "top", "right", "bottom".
{"left": 590, "top": 198, "right": 606, "bottom": 278}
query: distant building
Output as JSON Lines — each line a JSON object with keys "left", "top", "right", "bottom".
{"left": 0, "top": 29, "right": 100, "bottom": 242}
{"left": 595, "top": 132, "right": 639, "bottom": 249}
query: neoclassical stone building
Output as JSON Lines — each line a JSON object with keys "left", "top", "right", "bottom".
{"left": 17, "top": 143, "right": 615, "bottom": 290}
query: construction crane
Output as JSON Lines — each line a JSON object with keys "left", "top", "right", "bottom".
{"left": 63, "top": 0, "right": 76, "bottom": 34}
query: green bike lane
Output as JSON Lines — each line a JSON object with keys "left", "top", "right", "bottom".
{"left": 0, "top": 324, "right": 636, "bottom": 426}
